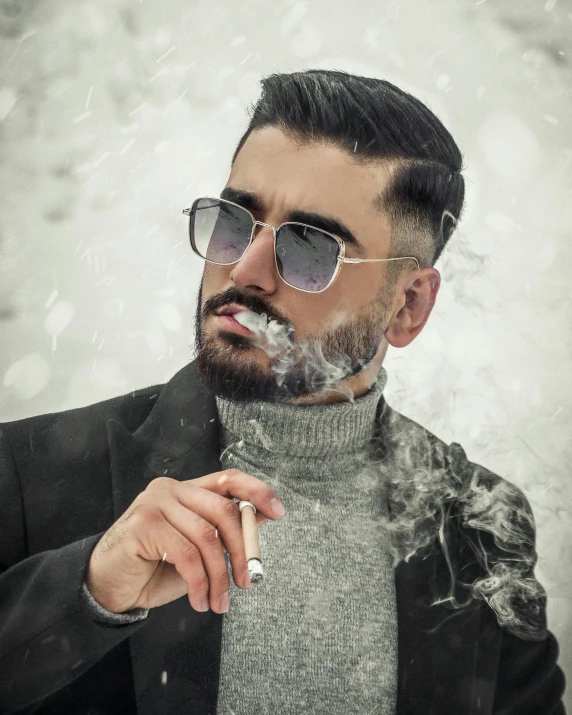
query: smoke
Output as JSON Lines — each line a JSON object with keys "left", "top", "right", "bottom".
{"left": 233, "top": 309, "right": 364, "bottom": 402}
{"left": 367, "top": 414, "right": 548, "bottom": 642}
{"left": 218, "top": 316, "right": 548, "bottom": 641}
{"left": 210, "top": 300, "right": 546, "bottom": 641}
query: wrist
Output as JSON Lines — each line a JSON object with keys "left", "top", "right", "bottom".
{"left": 85, "top": 566, "right": 132, "bottom": 614}
{"left": 81, "top": 582, "right": 149, "bottom": 624}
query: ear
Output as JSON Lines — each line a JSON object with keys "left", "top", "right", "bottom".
{"left": 384, "top": 268, "right": 441, "bottom": 348}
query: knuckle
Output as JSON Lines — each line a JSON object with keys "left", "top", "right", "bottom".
{"left": 129, "top": 503, "right": 163, "bottom": 528}
{"left": 147, "top": 476, "right": 177, "bottom": 492}
{"left": 198, "top": 522, "right": 220, "bottom": 547}
{"left": 180, "top": 541, "right": 201, "bottom": 565}
{"left": 220, "top": 497, "right": 240, "bottom": 519}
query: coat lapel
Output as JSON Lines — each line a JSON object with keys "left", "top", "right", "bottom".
{"left": 107, "top": 360, "right": 224, "bottom": 715}
{"left": 107, "top": 360, "right": 481, "bottom": 715}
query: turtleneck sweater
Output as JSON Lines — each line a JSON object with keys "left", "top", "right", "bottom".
{"left": 81, "top": 366, "right": 398, "bottom": 715}
{"left": 214, "top": 365, "right": 397, "bottom": 715}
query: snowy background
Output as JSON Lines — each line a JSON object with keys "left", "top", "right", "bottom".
{"left": 0, "top": 0, "right": 570, "bottom": 700}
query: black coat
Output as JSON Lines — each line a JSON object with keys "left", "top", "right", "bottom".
{"left": 0, "top": 360, "right": 566, "bottom": 715}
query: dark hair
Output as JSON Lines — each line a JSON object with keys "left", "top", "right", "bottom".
{"left": 231, "top": 69, "right": 465, "bottom": 283}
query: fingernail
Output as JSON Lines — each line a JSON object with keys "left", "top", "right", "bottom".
{"left": 270, "top": 497, "right": 286, "bottom": 517}
{"left": 243, "top": 572, "right": 253, "bottom": 588}
{"left": 199, "top": 596, "right": 210, "bottom": 612}
{"left": 219, "top": 591, "right": 230, "bottom": 612}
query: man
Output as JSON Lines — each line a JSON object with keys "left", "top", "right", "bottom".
{"left": 0, "top": 70, "right": 566, "bottom": 714}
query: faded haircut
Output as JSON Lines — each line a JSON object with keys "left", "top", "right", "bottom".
{"left": 231, "top": 69, "right": 466, "bottom": 288}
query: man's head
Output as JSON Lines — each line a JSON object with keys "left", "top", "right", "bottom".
{"left": 194, "top": 70, "right": 465, "bottom": 404}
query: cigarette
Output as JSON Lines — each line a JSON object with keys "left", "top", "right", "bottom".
{"left": 238, "top": 500, "right": 264, "bottom": 584}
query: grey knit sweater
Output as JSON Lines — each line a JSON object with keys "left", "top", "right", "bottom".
{"left": 82, "top": 366, "right": 398, "bottom": 714}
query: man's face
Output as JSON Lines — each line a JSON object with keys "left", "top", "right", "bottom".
{"left": 194, "top": 126, "right": 401, "bottom": 403}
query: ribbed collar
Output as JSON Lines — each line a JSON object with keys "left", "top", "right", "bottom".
{"left": 215, "top": 366, "right": 388, "bottom": 459}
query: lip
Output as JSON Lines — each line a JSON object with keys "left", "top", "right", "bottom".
{"left": 216, "top": 304, "right": 247, "bottom": 317}
{"left": 214, "top": 313, "right": 254, "bottom": 336}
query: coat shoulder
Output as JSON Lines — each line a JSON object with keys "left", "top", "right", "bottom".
{"left": 383, "top": 401, "right": 530, "bottom": 511}
{"left": 0, "top": 383, "right": 165, "bottom": 462}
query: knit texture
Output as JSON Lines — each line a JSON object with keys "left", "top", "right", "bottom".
{"left": 80, "top": 367, "right": 399, "bottom": 714}
{"left": 214, "top": 366, "right": 397, "bottom": 715}
{"left": 80, "top": 581, "right": 149, "bottom": 625}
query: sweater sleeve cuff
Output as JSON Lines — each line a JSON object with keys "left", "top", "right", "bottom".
{"left": 81, "top": 581, "right": 149, "bottom": 625}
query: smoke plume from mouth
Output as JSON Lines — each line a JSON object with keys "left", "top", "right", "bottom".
{"left": 233, "top": 309, "right": 365, "bottom": 402}
{"left": 195, "top": 284, "right": 388, "bottom": 404}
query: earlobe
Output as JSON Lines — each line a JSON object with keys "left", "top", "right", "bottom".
{"left": 383, "top": 297, "right": 415, "bottom": 348}
{"left": 384, "top": 319, "right": 414, "bottom": 349}
{"left": 383, "top": 268, "right": 441, "bottom": 349}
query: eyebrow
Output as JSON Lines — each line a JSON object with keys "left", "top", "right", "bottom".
{"left": 219, "top": 186, "right": 365, "bottom": 254}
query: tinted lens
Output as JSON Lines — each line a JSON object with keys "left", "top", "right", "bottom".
{"left": 190, "top": 198, "right": 252, "bottom": 264}
{"left": 276, "top": 224, "right": 340, "bottom": 292}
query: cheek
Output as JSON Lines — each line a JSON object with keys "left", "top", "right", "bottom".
{"left": 344, "top": 264, "right": 383, "bottom": 304}
{"left": 202, "top": 264, "right": 228, "bottom": 294}
{"left": 290, "top": 292, "right": 351, "bottom": 335}
{"left": 329, "top": 309, "right": 350, "bottom": 330}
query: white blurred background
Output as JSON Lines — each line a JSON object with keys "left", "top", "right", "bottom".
{"left": 0, "top": 0, "right": 570, "bottom": 702}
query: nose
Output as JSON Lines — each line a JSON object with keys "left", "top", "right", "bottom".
{"left": 228, "top": 223, "right": 279, "bottom": 295}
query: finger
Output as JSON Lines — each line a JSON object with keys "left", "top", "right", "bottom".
{"left": 182, "top": 468, "right": 286, "bottom": 523}
{"left": 157, "top": 498, "right": 236, "bottom": 612}
{"left": 130, "top": 504, "right": 212, "bottom": 613}
{"left": 173, "top": 485, "right": 252, "bottom": 589}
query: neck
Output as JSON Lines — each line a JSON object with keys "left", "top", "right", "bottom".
{"left": 286, "top": 340, "right": 389, "bottom": 406}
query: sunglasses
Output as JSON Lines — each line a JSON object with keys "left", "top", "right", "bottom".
{"left": 182, "top": 197, "right": 420, "bottom": 294}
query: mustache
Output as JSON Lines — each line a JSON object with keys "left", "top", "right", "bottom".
{"left": 201, "top": 287, "right": 292, "bottom": 327}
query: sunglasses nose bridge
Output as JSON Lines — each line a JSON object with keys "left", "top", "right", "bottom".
{"left": 237, "top": 220, "right": 277, "bottom": 268}
{"left": 251, "top": 220, "right": 277, "bottom": 240}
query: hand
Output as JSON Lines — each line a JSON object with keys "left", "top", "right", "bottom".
{"left": 85, "top": 468, "right": 286, "bottom": 615}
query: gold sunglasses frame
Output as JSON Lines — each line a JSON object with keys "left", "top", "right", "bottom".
{"left": 182, "top": 197, "right": 420, "bottom": 294}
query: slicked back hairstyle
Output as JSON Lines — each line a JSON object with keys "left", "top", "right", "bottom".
{"left": 231, "top": 69, "right": 465, "bottom": 288}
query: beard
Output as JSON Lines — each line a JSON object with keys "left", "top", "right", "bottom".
{"left": 193, "top": 279, "right": 393, "bottom": 404}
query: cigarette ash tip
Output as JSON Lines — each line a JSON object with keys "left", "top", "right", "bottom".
{"left": 248, "top": 557, "right": 264, "bottom": 584}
